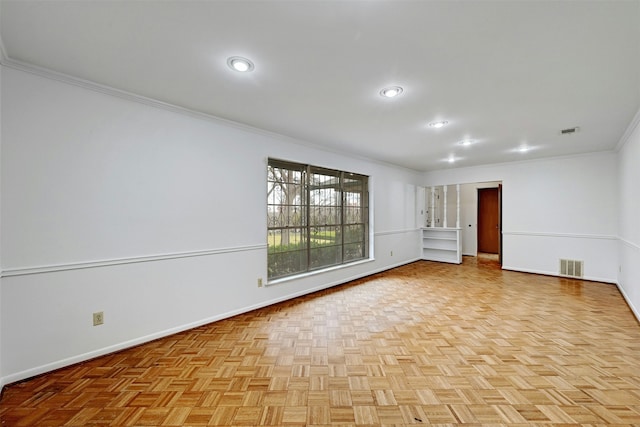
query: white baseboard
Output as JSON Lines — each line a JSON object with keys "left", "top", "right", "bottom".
{"left": 0, "top": 257, "right": 421, "bottom": 392}
{"left": 614, "top": 282, "right": 640, "bottom": 324}
{"left": 501, "top": 265, "right": 616, "bottom": 285}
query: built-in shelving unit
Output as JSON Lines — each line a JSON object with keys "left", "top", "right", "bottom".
{"left": 421, "top": 227, "right": 461, "bottom": 264}
{"left": 421, "top": 184, "right": 462, "bottom": 264}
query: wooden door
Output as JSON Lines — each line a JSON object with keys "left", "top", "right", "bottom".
{"left": 478, "top": 188, "right": 500, "bottom": 254}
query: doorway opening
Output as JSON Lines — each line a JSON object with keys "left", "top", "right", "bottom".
{"left": 477, "top": 185, "right": 502, "bottom": 265}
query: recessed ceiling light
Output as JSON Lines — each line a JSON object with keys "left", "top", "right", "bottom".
{"left": 443, "top": 154, "right": 461, "bottom": 164}
{"left": 509, "top": 144, "right": 538, "bottom": 154}
{"left": 429, "top": 121, "right": 448, "bottom": 129}
{"left": 227, "top": 56, "right": 254, "bottom": 72}
{"left": 380, "top": 86, "right": 403, "bottom": 98}
{"left": 459, "top": 139, "right": 475, "bottom": 146}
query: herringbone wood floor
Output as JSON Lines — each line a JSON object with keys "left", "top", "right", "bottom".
{"left": 2, "top": 256, "right": 640, "bottom": 426}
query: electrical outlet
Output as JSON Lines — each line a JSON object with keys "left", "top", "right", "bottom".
{"left": 390, "top": 250, "right": 393, "bottom": 256}
{"left": 93, "top": 311, "right": 104, "bottom": 326}
{"left": 257, "top": 278, "right": 263, "bottom": 287}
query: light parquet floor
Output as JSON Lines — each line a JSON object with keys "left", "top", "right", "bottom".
{"left": 2, "top": 256, "right": 640, "bottom": 426}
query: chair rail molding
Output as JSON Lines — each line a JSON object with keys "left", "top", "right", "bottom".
{"left": 1, "top": 244, "right": 267, "bottom": 277}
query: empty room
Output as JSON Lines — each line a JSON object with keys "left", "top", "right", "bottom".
{"left": 1, "top": 0, "right": 640, "bottom": 425}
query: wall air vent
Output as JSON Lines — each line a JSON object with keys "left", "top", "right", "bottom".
{"left": 560, "top": 127, "right": 580, "bottom": 135}
{"left": 559, "top": 259, "right": 584, "bottom": 278}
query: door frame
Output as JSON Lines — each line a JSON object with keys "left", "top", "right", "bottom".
{"left": 476, "top": 185, "right": 502, "bottom": 266}
{"left": 498, "top": 184, "right": 502, "bottom": 266}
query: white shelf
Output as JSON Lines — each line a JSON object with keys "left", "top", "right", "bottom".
{"left": 420, "top": 185, "right": 462, "bottom": 265}
{"left": 422, "top": 238, "right": 456, "bottom": 249}
{"left": 421, "top": 227, "right": 461, "bottom": 264}
{"left": 424, "top": 238, "right": 456, "bottom": 241}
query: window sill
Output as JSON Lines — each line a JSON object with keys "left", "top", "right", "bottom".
{"left": 266, "top": 257, "right": 375, "bottom": 286}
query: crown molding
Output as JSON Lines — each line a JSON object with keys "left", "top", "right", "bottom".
{"left": 0, "top": 55, "right": 423, "bottom": 175}
{"left": 0, "top": 35, "right": 7, "bottom": 63}
{"left": 0, "top": 2, "right": 6, "bottom": 62}
{"left": 615, "top": 106, "right": 640, "bottom": 152}
{"left": 1, "top": 56, "right": 287, "bottom": 136}
{"left": 423, "top": 149, "right": 617, "bottom": 180}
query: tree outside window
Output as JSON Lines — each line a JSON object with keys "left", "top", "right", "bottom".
{"left": 267, "top": 159, "right": 369, "bottom": 280}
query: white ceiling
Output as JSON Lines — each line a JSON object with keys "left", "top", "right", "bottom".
{"left": 1, "top": 0, "right": 639, "bottom": 171}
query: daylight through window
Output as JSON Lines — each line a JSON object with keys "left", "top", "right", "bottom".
{"left": 267, "top": 159, "right": 369, "bottom": 280}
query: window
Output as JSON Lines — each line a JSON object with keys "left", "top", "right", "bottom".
{"left": 267, "top": 159, "right": 369, "bottom": 280}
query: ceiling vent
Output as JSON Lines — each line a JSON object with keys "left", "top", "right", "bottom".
{"left": 560, "top": 126, "right": 580, "bottom": 135}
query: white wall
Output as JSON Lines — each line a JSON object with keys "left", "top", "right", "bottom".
{"left": 424, "top": 153, "right": 619, "bottom": 283}
{"left": 444, "top": 185, "right": 457, "bottom": 228}
{"left": 0, "top": 66, "right": 422, "bottom": 386}
{"left": 617, "top": 112, "right": 640, "bottom": 318}
{"left": 1, "top": 61, "right": 635, "bottom": 390}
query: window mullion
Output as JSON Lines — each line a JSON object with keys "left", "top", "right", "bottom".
{"left": 305, "top": 165, "right": 311, "bottom": 273}
{"left": 340, "top": 171, "right": 345, "bottom": 264}
{"left": 268, "top": 158, "right": 368, "bottom": 280}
